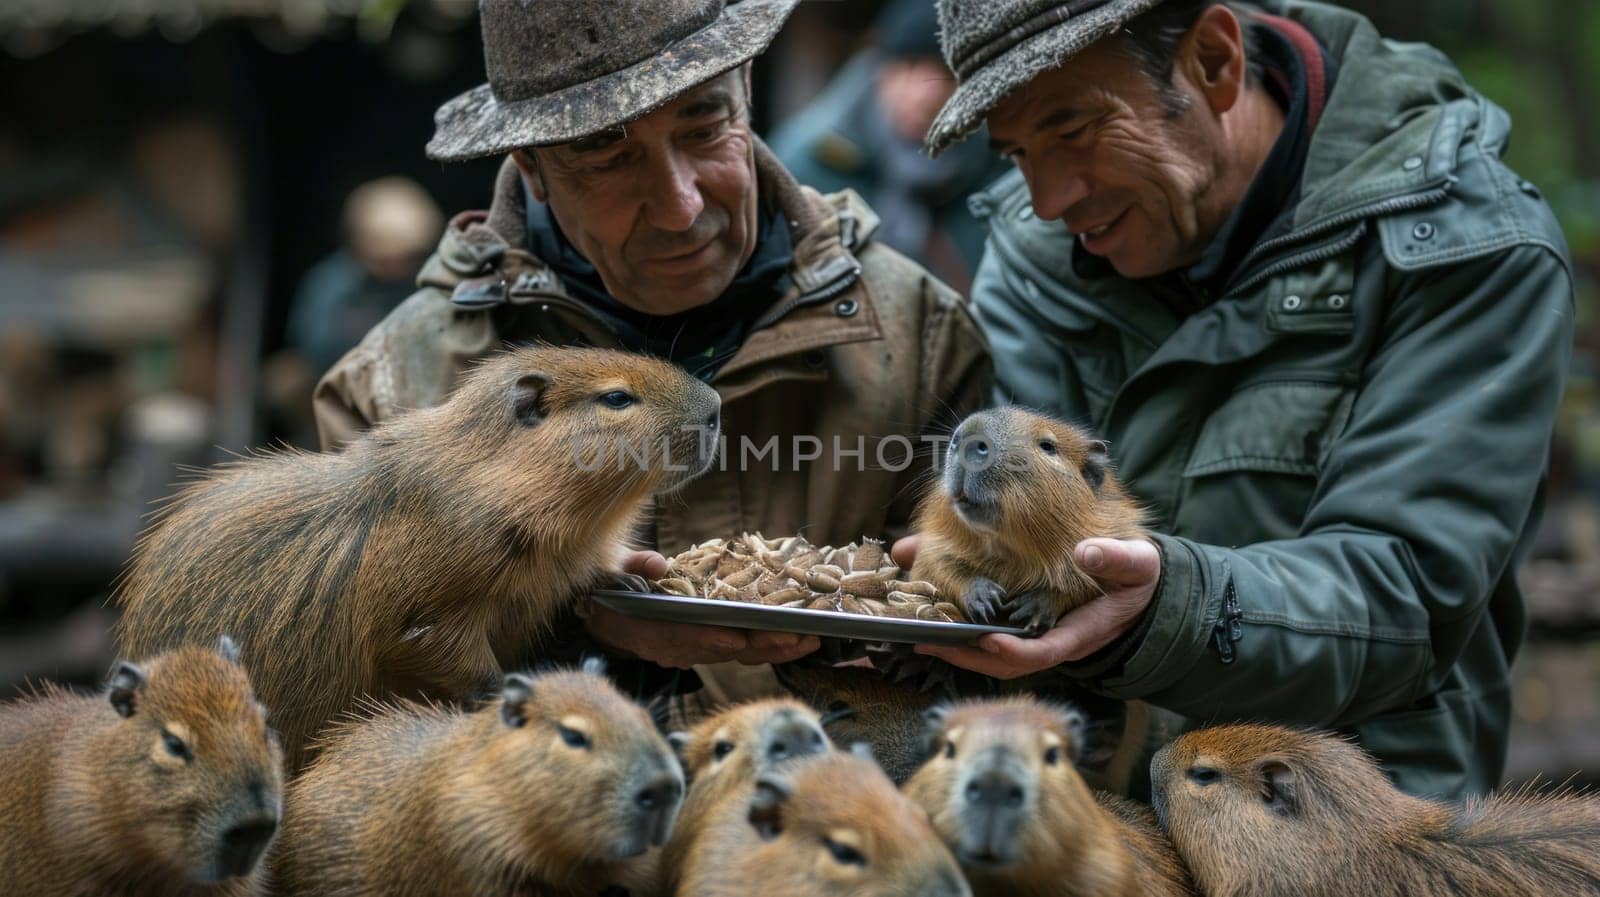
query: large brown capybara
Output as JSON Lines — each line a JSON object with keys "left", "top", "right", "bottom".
{"left": 116, "top": 346, "right": 720, "bottom": 768}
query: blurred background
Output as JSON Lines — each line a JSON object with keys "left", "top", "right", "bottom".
{"left": 1, "top": 0, "right": 1595, "bottom": 788}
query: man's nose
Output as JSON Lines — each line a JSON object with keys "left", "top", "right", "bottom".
{"left": 642, "top": 149, "right": 705, "bottom": 232}
{"left": 1022, "top": 162, "right": 1091, "bottom": 223}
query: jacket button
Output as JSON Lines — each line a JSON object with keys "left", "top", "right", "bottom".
{"left": 1328, "top": 294, "right": 1347, "bottom": 310}
{"left": 835, "top": 298, "right": 860, "bottom": 317}
{"left": 1282, "top": 294, "right": 1303, "bottom": 311}
{"left": 802, "top": 350, "right": 826, "bottom": 369}
{"left": 1403, "top": 156, "right": 1423, "bottom": 171}
{"left": 1412, "top": 221, "right": 1436, "bottom": 241}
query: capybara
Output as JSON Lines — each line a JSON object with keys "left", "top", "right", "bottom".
{"left": 270, "top": 660, "right": 684, "bottom": 896}
{"left": 661, "top": 698, "right": 831, "bottom": 891}
{"left": 1151, "top": 723, "right": 1600, "bottom": 896}
{"left": 911, "top": 406, "right": 1144, "bottom": 632}
{"left": 676, "top": 748, "right": 971, "bottom": 897}
{"left": 0, "top": 636, "right": 283, "bottom": 896}
{"left": 116, "top": 346, "right": 720, "bottom": 767}
{"left": 904, "top": 696, "right": 1192, "bottom": 897}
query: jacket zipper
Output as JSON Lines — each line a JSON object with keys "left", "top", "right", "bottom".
{"left": 1212, "top": 580, "right": 1243, "bottom": 664}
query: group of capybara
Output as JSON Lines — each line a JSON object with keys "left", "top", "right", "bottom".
{"left": 2, "top": 346, "right": 1598, "bottom": 895}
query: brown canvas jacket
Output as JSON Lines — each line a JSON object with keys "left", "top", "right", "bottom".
{"left": 314, "top": 142, "right": 992, "bottom": 556}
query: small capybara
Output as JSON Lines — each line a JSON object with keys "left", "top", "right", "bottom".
{"left": 911, "top": 406, "right": 1145, "bottom": 632}
{"left": 661, "top": 698, "right": 831, "bottom": 891}
{"left": 904, "top": 696, "right": 1192, "bottom": 897}
{"left": 270, "top": 659, "right": 684, "bottom": 897}
{"left": 0, "top": 636, "right": 283, "bottom": 897}
{"left": 1151, "top": 723, "right": 1600, "bottom": 897}
{"left": 676, "top": 748, "right": 972, "bottom": 897}
{"left": 116, "top": 346, "right": 721, "bottom": 767}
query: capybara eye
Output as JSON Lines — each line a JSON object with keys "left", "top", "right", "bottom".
{"left": 713, "top": 740, "right": 736, "bottom": 761}
{"left": 823, "top": 836, "right": 867, "bottom": 867}
{"left": 1038, "top": 440, "right": 1058, "bottom": 455}
{"left": 598, "top": 390, "right": 636, "bottom": 409}
{"left": 558, "top": 725, "right": 592, "bottom": 749}
{"left": 1044, "top": 745, "right": 1062, "bottom": 766}
{"left": 1187, "top": 766, "right": 1221, "bottom": 786}
{"left": 943, "top": 740, "right": 956, "bottom": 760}
{"left": 162, "top": 730, "right": 193, "bottom": 762}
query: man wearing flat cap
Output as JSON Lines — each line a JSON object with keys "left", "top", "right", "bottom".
{"left": 312, "top": 0, "right": 991, "bottom": 695}
{"left": 908, "top": 0, "right": 1574, "bottom": 797}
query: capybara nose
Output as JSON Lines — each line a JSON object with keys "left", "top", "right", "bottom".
{"left": 703, "top": 408, "right": 720, "bottom": 433}
{"left": 634, "top": 774, "right": 683, "bottom": 812}
{"left": 964, "top": 770, "right": 1026, "bottom": 810}
{"left": 215, "top": 817, "right": 277, "bottom": 879}
{"left": 764, "top": 714, "right": 828, "bottom": 764}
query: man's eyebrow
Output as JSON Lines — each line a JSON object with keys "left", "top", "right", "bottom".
{"left": 568, "top": 126, "right": 628, "bottom": 154}
{"left": 678, "top": 87, "right": 738, "bottom": 119}
{"left": 988, "top": 106, "right": 1086, "bottom": 153}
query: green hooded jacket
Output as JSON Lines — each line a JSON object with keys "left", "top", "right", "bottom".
{"left": 970, "top": 0, "right": 1574, "bottom": 797}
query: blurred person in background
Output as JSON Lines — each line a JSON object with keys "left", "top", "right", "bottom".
{"left": 770, "top": 0, "right": 1005, "bottom": 294}
{"left": 286, "top": 176, "right": 443, "bottom": 374}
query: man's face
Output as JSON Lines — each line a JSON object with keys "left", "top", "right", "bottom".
{"left": 986, "top": 39, "right": 1224, "bottom": 279}
{"left": 521, "top": 70, "right": 759, "bottom": 315}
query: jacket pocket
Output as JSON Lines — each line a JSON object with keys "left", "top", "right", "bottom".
{"left": 1182, "top": 380, "right": 1355, "bottom": 478}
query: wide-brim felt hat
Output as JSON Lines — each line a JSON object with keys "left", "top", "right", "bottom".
{"left": 428, "top": 0, "right": 800, "bottom": 162}
{"left": 926, "top": 0, "right": 1164, "bottom": 155}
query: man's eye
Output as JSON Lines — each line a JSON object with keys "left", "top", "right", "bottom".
{"left": 1060, "top": 124, "right": 1090, "bottom": 143}
{"left": 685, "top": 118, "right": 730, "bottom": 143}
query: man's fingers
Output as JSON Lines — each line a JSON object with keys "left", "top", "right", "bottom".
{"left": 916, "top": 628, "right": 1080, "bottom": 679}
{"left": 1047, "top": 597, "right": 1139, "bottom": 662}
{"left": 890, "top": 534, "right": 921, "bottom": 570}
{"left": 1074, "top": 538, "right": 1160, "bottom": 587}
{"left": 734, "top": 635, "right": 820, "bottom": 666}
{"left": 621, "top": 549, "right": 670, "bottom": 579}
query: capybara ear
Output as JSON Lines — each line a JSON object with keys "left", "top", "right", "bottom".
{"left": 217, "top": 634, "right": 242, "bottom": 664}
{"left": 1049, "top": 703, "right": 1086, "bottom": 763}
{"left": 500, "top": 673, "right": 536, "bottom": 728}
{"left": 747, "top": 774, "right": 792, "bottom": 841}
{"left": 107, "top": 661, "right": 148, "bottom": 719}
{"left": 667, "top": 731, "right": 692, "bottom": 764}
{"left": 580, "top": 654, "right": 608, "bottom": 678}
{"left": 512, "top": 372, "right": 552, "bottom": 426}
{"left": 1082, "top": 440, "right": 1111, "bottom": 491}
{"left": 1256, "top": 758, "right": 1299, "bottom": 817}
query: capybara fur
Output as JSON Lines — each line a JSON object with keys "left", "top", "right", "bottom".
{"left": 912, "top": 406, "right": 1144, "bottom": 632}
{"left": 1151, "top": 723, "right": 1600, "bottom": 897}
{"left": 661, "top": 698, "right": 830, "bottom": 890}
{"left": 904, "top": 697, "right": 1192, "bottom": 897}
{"left": 675, "top": 749, "right": 971, "bottom": 897}
{"left": 115, "top": 346, "right": 720, "bottom": 767}
{"left": 270, "top": 660, "right": 685, "bottom": 897}
{"left": 0, "top": 637, "right": 283, "bottom": 897}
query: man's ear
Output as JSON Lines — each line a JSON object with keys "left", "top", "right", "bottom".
{"left": 747, "top": 773, "right": 792, "bottom": 841}
{"left": 511, "top": 148, "right": 548, "bottom": 203}
{"left": 1256, "top": 758, "right": 1298, "bottom": 817}
{"left": 1177, "top": 3, "right": 1246, "bottom": 116}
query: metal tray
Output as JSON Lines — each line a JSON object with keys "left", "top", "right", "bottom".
{"left": 590, "top": 590, "right": 1032, "bottom": 646}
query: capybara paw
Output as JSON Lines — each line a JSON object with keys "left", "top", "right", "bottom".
{"left": 961, "top": 577, "right": 1007, "bottom": 623}
{"left": 1004, "top": 590, "right": 1059, "bottom": 635}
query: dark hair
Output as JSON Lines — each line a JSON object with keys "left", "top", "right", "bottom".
{"left": 1115, "top": 1, "right": 1264, "bottom": 116}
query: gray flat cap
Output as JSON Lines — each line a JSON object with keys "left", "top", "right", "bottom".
{"left": 429, "top": 0, "right": 799, "bottom": 162}
{"left": 926, "top": 0, "right": 1164, "bottom": 155}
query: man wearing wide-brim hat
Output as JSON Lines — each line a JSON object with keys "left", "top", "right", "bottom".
{"left": 905, "top": 0, "right": 1574, "bottom": 798}
{"left": 312, "top": 1, "right": 991, "bottom": 692}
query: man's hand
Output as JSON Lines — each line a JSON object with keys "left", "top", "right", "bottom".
{"left": 582, "top": 550, "right": 820, "bottom": 669}
{"left": 907, "top": 537, "right": 1161, "bottom": 679}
